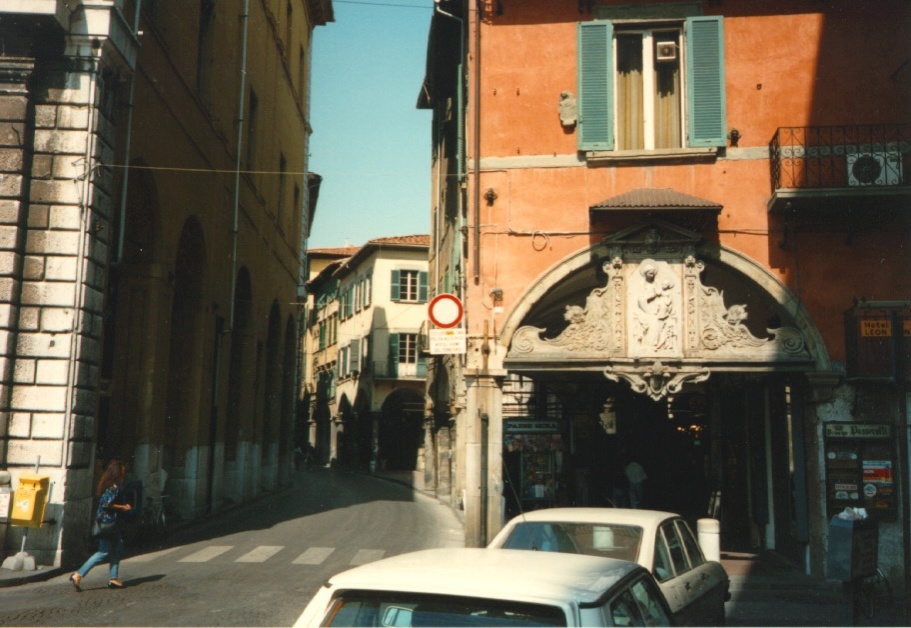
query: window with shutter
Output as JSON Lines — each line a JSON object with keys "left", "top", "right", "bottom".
{"left": 577, "top": 16, "right": 725, "bottom": 153}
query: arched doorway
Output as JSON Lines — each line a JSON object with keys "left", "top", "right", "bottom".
{"left": 498, "top": 220, "right": 828, "bottom": 560}
{"left": 379, "top": 388, "right": 425, "bottom": 472}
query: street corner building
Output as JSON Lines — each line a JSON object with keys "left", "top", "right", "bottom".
{"left": 417, "top": 0, "right": 911, "bottom": 589}
{"left": 0, "top": 0, "right": 333, "bottom": 568}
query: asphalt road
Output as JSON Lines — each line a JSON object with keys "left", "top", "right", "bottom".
{"left": 0, "top": 468, "right": 465, "bottom": 627}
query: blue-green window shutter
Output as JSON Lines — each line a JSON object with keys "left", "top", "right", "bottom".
{"left": 577, "top": 20, "right": 614, "bottom": 151}
{"left": 419, "top": 271, "right": 428, "bottom": 303}
{"left": 388, "top": 334, "right": 400, "bottom": 377}
{"left": 686, "top": 16, "right": 726, "bottom": 147}
{"left": 390, "top": 269, "right": 401, "bottom": 301}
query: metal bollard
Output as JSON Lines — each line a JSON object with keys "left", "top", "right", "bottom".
{"left": 697, "top": 518, "right": 721, "bottom": 563}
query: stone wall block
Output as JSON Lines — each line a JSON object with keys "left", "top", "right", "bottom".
{"left": 26, "top": 230, "right": 81, "bottom": 256}
{"left": 18, "top": 307, "right": 39, "bottom": 331}
{"left": 21, "top": 282, "right": 77, "bottom": 307}
{"left": 40, "top": 308, "right": 75, "bottom": 332}
{"left": 0, "top": 173, "right": 23, "bottom": 197}
{"left": 11, "top": 384, "right": 67, "bottom": 412}
{"left": 0, "top": 148, "right": 24, "bottom": 172}
{"left": 17, "top": 332, "right": 74, "bottom": 358}
{"left": 0, "top": 200, "right": 21, "bottom": 224}
{"left": 0, "top": 225, "right": 19, "bottom": 249}
{"left": 32, "top": 413, "right": 65, "bottom": 439}
{"left": 69, "top": 413, "right": 93, "bottom": 441}
{"left": 8, "top": 439, "right": 63, "bottom": 467}
{"left": 67, "top": 439, "right": 93, "bottom": 468}
{"left": 34, "top": 105, "right": 57, "bottom": 129}
{"left": 0, "top": 95, "right": 28, "bottom": 121}
{"left": 49, "top": 205, "right": 82, "bottom": 230}
{"left": 0, "top": 304, "right": 17, "bottom": 328}
{"left": 73, "top": 387, "right": 97, "bottom": 414}
{"left": 23, "top": 255, "right": 45, "bottom": 280}
{"left": 52, "top": 156, "right": 82, "bottom": 180}
{"left": 0, "top": 251, "right": 21, "bottom": 275}
{"left": 0, "top": 278, "right": 16, "bottom": 302}
{"left": 30, "top": 179, "right": 81, "bottom": 205}
{"left": 13, "top": 358, "right": 35, "bottom": 383}
{"left": 26, "top": 205, "right": 49, "bottom": 229}
{"left": 31, "top": 154, "right": 53, "bottom": 179}
{"left": 83, "top": 285, "right": 104, "bottom": 315}
{"left": 36, "top": 359, "right": 69, "bottom": 385}
{"left": 0, "top": 122, "right": 25, "bottom": 148}
{"left": 33, "top": 128, "right": 87, "bottom": 154}
{"left": 9, "top": 412, "right": 31, "bottom": 437}
{"left": 57, "top": 105, "right": 90, "bottom": 130}
{"left": 45, "top": 256, "right": 78, "bottom": 281}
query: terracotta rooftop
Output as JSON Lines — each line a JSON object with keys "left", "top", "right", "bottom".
{"left": 591, "top": 188, "right": 722, "bottom": 211}
{"left": 366, "top": 234, "right": 430, "bottom": 247}
{"left": 308, "top": 246, "right": 361, "bottom": 258}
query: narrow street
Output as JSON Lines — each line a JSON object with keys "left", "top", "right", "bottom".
{"left": 0, "top": 469, "right": 464, "bottom": 627}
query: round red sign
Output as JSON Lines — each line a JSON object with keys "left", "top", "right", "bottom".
{"left": 428, "top": 293, "right": 463, "bottom": 329}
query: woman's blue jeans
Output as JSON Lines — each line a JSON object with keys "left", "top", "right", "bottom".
{"left": 77, "top": 533, "right": 124, "bottom": 580}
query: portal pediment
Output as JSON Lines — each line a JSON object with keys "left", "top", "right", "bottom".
{"left": 507, "top": 221, "right": 812, "bottom": 399}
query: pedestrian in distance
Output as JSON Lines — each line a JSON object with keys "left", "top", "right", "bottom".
{"left": 625, "top": 458, "right": 648, "bottom": 509}
{"left": 70, "top": 458, "right": 133, "bottom": 591}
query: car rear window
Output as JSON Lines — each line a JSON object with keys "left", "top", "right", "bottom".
{"left": 501, "top": 522, "right": 643, "bottom": 562}
{"left": 323, "top": 591, "right": 567, "bottom": 627}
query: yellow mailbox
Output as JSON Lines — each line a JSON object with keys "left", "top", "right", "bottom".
{"left": 10, "top": 473, "right": 50, "bottom": 527}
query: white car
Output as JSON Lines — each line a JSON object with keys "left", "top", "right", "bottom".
{"left": 488, "top": 508, "right": 729, "bottom": 626}
{"left": 295, "top": 547, "right": 674, "bottom": 627}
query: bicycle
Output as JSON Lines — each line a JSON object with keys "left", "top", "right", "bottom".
{"left": 856, "top": 566, "right": 893, "bottom": 620}
{"left": 137, "top": 468, "right": 169, "bottom": 541}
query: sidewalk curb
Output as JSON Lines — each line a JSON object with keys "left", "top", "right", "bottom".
{"left": 0, "top": 566, "right": 64, "bottom": 588}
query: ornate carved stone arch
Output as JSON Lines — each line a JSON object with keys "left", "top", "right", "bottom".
{"left": 499, "top": 221, "right": 831, "bottom": 400}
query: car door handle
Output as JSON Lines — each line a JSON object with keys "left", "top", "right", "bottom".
{"left": 684, "top": 581, "right": 692, "bottom": 591}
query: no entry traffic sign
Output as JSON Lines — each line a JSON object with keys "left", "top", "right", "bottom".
{"left": 428, "top": 293, "right": 463, "bottom": 328}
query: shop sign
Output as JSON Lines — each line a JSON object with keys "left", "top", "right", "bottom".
{"left": 825, "top": 423, "right": 891, "bottom": 439}
{"left": 505, "top": 419, "right": 559, "bottom": 434}
{"left": 859, "top": 319, "right": 891, "bottom": 337}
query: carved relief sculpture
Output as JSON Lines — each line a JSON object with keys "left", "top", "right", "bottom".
{"left": 508, "top": 250, "right": 809, "bottom": 399}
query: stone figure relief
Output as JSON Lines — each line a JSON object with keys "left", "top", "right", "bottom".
{"left": 630, "top": 259, "right": 679, "bottom": 355}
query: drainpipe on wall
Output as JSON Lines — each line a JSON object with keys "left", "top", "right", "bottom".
{"left": 114, "top": 0, "right": 143, "bottom": 265}
{"left": 472, "top": 0, "right": 481, "bottom": 285}
{"left": 228, "top": 0, "right": 251, "bottom": 333}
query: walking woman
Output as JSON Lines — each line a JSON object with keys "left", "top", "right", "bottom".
{"left": 70, "top": 459, "right": 132, "bottom": 590}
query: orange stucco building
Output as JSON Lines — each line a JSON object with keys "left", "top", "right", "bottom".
{"left": 420, "top": 0, "right": 910, "bottom": 584}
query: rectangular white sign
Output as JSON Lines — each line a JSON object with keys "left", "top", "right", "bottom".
{"left": 429, "top": 328, "right": 466, "bottom": 354}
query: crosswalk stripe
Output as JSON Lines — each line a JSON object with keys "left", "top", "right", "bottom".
{"left": 236, "top": 545, "right": 284, "bottom": 563}
{"left": 293, "top": 546, "right": 335, "bottom": 565}
{"left": 125, "top": 547, "right": 181, "bottom": 563}
{"left": 179, "top": 545, "right": 233, "bottom": 562}
{"left": 350, "top": 549, "right": 385, "bottom": 565}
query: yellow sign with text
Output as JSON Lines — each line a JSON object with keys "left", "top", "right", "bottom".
{"left": 859, "top": 319, "right": 891, "bottom": 337}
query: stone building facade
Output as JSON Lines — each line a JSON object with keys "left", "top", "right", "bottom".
{"left": 0, "top": 0, "right": 332, "bottom": 568}
{"left": 419, "top": 0, "right": 911, "bottom": 586}
{"left": 304, "top": 236, "right": 430, "bottom": 477}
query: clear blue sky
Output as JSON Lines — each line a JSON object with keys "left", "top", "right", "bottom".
{"left": 308, "top": 0, "right": 434, "bottom": 249}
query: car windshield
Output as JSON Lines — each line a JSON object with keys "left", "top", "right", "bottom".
{"left": 501, "top": 522, "right": 643, "bottom": 563}
{"left": 323, "top": 591, "right": 567, "bottom": 627}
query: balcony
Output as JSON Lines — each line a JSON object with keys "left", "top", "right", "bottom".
{"left": 768, "top": 124, "right": 911, "bottom": 213}
{"left": 372, "top": 360, "right": 427, "bottom": 380}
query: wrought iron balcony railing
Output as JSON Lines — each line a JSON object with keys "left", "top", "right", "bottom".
{"left": 769, "top": 124, "right": 910, "bottom": 195}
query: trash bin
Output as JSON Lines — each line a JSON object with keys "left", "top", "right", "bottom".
{"left": 825, "top": 515, "right": 877, "bottom": 581}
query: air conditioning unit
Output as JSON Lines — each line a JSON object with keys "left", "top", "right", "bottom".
{"left": 656, "top": 41, "right": 677, "bottom": 62}
{"left": 847, "top": 152, "right": 903, "bottom": 186}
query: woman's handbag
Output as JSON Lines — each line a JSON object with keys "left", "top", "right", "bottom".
{"left": 91, "top": 518, "right": 118, "bottom": 540}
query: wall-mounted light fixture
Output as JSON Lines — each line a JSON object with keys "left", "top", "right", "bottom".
{"left": 729, "top": 128, "right": 741, "bottom": 147}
